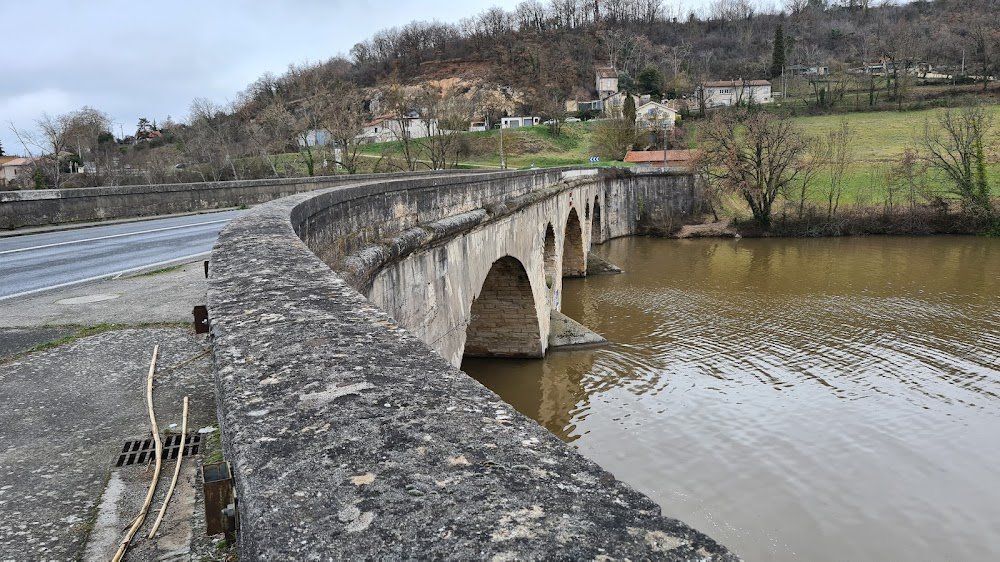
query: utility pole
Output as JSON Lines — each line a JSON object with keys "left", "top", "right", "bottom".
{"left": 499, "top": 123, "right": 506, "bottom": 170}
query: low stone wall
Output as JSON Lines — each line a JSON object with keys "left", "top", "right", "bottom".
{"left": 207, "top": 169, "right": 737, "bottom": 560}
{"left": 0, "top": 170, "right": 485, "bottom": 230}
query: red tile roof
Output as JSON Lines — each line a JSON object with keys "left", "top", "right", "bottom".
{"left": 624, "top": 149, "right": 701, "bottom": 166}
{"left": 1, "top": 157, "right": 37, "bottom": 167}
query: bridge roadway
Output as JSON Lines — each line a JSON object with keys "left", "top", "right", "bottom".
{"left": 0, "top": 210, "right": 240, "bottom": 300}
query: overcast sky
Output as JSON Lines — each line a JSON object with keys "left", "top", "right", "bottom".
{"left": 0, "top": 0, "right": 708, "bottom": 156}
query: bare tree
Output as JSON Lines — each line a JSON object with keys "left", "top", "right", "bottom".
{"left": 324, "top": 84, "right": 368, "bottom": 174}
{"left": 243, "top": 101, "right": 294, "bottom": 178}
{"left": 699, "top": 110, "right": 809, "bottom": 228}
{"left": 783, "top": 135, "right": 826, "bottom": 220}
{"left": 184, "top": 99, "right": 243, "bottom": 181}
{"left": 822, "top": 120, "right": 854, "bottom": 217}
{"left": 965, "top": 14, "right": 1000, "bottom": 91}
{"left": 591, "top": 115, "right": 640, "bottom": 161}
{"left": 25, "top": 114, "right": 73, "bottom": 188}
{"left": 920, "top": 106, "right": 995, "bottom": 219}
{"left": 420, "top": 87, "right": 474, "bottom": 170}
{"left": 382, "top": 82, "right": 423, "bottom": 171}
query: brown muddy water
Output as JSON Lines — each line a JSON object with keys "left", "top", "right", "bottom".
{"left": 462, "top": 236, "right": 1000, "bottom": 561}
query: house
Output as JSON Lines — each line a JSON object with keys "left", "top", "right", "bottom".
{"left": 596, "top": 67, "right": 619, "bottom": 100}
{"left": 566, "top": 65, "right": 620, "bottom": 115}
{"left": 602, "top": 91, "right": 641, "bottom": 118}
{"left": 634, "top": 101, "right": 677, "bottom": 129}
{"left": 564, "top": 99, "right": 603, "bottom": 113}
{"left": 0, "top": 157, "right": 38, "bottom": 188}
{"left": 787, "top": 64, "right": 830, "bottom": 76}
{"left": 357, "top": 112, "right": 437, "bottom": 143}
{"left": 501, "top": 116, "right": 540, "bottom": 129}
{"left": 469, "top": 119, "right": 490, "bottom": 132}
{"left": 298, "top": 129, "right": 333, "bottom": 147}
{"left": 699, "top": 80, "right": 773, "bottom": 108}
{"left": 623, "top": 149, "right": 700, "bottom": 170}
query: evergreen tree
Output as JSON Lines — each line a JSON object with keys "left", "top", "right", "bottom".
{"left": 0, "top": 139, "right": 4, "bottom": 156}
{"left": 623, "top": 95, "right": 636, "bottom": 126}
{"left": 771, "top": 25, "right": 786, "bottom": 79}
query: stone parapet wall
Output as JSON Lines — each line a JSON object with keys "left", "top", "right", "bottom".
{"left": 207, "top": 168, "right": 736, "bottom": 561}
{"left": 290, "top": 169, "right": 572, "bottom": 280}
{"left": 0, "top": 170, "right": 488, "bottom": 230}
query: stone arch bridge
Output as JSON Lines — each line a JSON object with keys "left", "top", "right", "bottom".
{"left": 366, "top": 176, "right": 607, "bottom": 367}
{"left": 206, "top": 168, "right": 736, "bottom": 561}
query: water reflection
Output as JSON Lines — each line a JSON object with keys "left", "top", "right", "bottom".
{"left": 464, "top": 236, "right": 1000, "bottom": 562}
{"left": 463, "top": 350, "right": 600, "bottom": 442}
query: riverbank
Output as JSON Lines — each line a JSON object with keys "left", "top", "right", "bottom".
{"left": 656, "top": 202, "right": 998, "bottom": 240}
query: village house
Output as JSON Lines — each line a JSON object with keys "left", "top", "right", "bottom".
{"left": 565, "top": 65, "right": 622, "bottom": 115}
{"left": 600, "top": 91, "right": 634, "bottom": 117}
{"left": 699, "top": 80, "right": 773, "bottom": 108}
{"left": 787, "top": 64, "right": 830, "bottom": 76}
{"left": 596, "top": 66, "right": 618, "bottom": 100}
{"left": 298, "top": 129, "right": 333, "bottom": 147}
{"left": 634, "top": 101, "right": 677, "bottom": 129}
{"left": 357, "top": 112, "right": 437, "bottom": 143}
{"left": 468, "top": 119, "right": 490, "bottom": 132}
{"left": 500, "top": 116, "right": 540, "bottom": 128}
{"left": 0, "top": 156, "right": 37, "bottom": 188}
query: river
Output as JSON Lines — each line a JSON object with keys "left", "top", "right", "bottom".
{"left": 462, "top": 236, "right": 1000, "bottom": 561}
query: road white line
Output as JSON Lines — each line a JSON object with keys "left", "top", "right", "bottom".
{"left": 0, "top": 219, "right": 231, "bottom": 256}
{"left": 0, "top": 252, "right": 211, "bottom": 302}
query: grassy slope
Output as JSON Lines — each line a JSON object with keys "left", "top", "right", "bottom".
{"left": 357, "top": 122, "right": 624, "bottom": 170}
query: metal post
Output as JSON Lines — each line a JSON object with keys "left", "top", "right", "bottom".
{"left": 499, "top": 124, "right": 506, "bottom": 170}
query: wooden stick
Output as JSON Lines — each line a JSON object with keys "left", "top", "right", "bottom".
{"left": 112, "top": 345, "right": 163, "bottom": 562}
{"left": 148, "top": 396, "right": 189, "bottom": 538}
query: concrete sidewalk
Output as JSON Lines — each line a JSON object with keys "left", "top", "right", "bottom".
{"left": 0, "top": 262, "right": 233, "bottom": 561}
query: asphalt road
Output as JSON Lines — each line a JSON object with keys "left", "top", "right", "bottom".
{"left": 0, "top": 211, "right": 241, "bottom": 300}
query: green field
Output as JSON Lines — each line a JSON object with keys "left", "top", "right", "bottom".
{"left": 788, "top": 107, "right": 1000, "bottom": 204}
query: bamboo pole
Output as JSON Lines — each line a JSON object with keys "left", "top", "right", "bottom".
{"left": 111, "top": 345, "right": 163, "bottom": 562}
{"left": 148, "top": 396, "right": 189, "bottom": 538}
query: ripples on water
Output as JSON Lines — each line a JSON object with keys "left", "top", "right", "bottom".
{"left": 464, "top": 236, "right": 1000, "bottom": 561}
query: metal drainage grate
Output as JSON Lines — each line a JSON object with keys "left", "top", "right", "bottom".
{"left": 116, "top": 433, "right": 202, "bottom": 467}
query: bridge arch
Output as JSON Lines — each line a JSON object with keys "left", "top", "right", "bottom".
{"left": 463, "top": 255, "right": 544, "bottom": 359}
{"left": 563, "top": 207, "right": 586, "bottom": 277}
{"left": 592, "top": 196, "right": 603, "bottom": 245}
